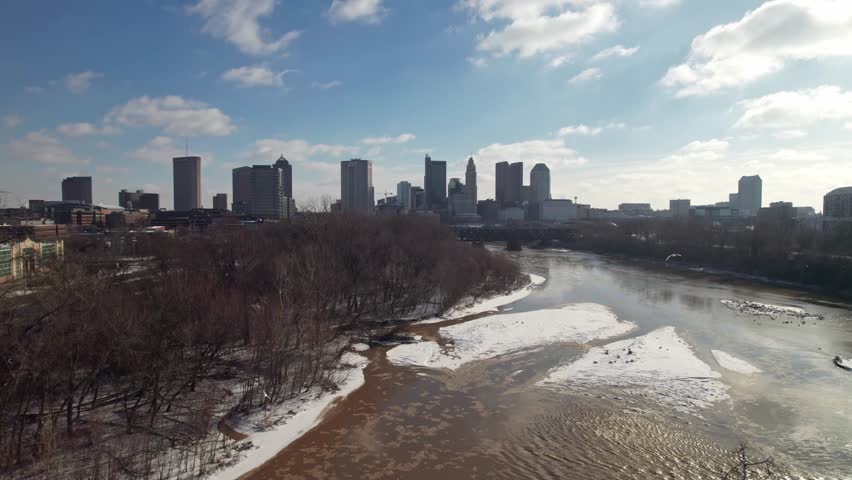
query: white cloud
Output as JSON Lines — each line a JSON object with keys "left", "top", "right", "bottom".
{"left": 468, "top": 56, "right": 489, "bottom": 68}
{"left": 569, "top": 67, "right": 602, "bottom": 84}
{"left": 639, "top": 0, "right": 679, "bottom": 7}
{"left": 56, "top": 122, "right": 118, "bottom": 137}
{"left": 590, "top": 44, "right": 638, "bottom": 61}
{"left": 361, "top": 133, "right": 416, "bottom": 145}
{"left": 25, "top": 85, "right": 45, "bottom": 94}
{"left": 549, "top": 54, "right": 572, "bottom": 67}
{"left": 131, "top": 136, "right": 186, "bottom": 165}
{"left": 187, "top": 0, "right": 302, "bottom": 55}
{"left": 328, "top": 0, "right": 387, "bottom": 24}
{"left": 65, "top": 71, "right": 102, "bottom": 94}
{"left": 2, "top": 115, "right": 23, "bottom": 128}
{"left": 735, "top": 86, "right": 852, "bottom": 129}
{"left": 106, "top": 95, "right": 236, "bottom": 136}
{"left": 662, "top": 0, "right": 852, "bottom": 97}
{"left": 773, "top": 129, "right": 807, "bottom": 140}
{"left": 476, "top": 138, "right": 588, "bottom": 168}
{"left": 222, "top": 65, "right": 291, "bottom": 87}
{"left": 249, "top": 138, "right": 359, "bottom": 163}
{"left": 558, "top": 125, "right": 602, "bottom": 136}
{"left": 464, "top": 0, "right": 619, "bottom": 58}
{"left": 9, "top": 131, "right": 89, "bottom": 165}
{"left": 311, "top": 80, "right": 343, "bottom": 89}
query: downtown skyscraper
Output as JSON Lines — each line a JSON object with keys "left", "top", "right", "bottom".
{"left": 173, "top": 156, "right": 201, "bottom": 211}
{"left": 341, "top": 159, "right": 374, "bottom": 214}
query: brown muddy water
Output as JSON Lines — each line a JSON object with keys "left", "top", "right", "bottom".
{"left": 247, "top": 249, "right": 852, "bottom": 479}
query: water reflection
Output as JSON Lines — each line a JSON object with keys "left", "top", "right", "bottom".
{"left": 248, "top": 249, "right": 852, "bottom": 479}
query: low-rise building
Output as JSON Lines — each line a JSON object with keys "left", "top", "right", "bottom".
{"left": 618, "top": 203, "right": 652, "bottom": 216}
{"left": 669, "top": 199, "right": 691, "bottom": 219}
{"left": 0, "top": 237, "right": 64, "bottom": 283}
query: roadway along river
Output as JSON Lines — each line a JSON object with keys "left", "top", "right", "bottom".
{"left": 247, "top": 249, "right": 852, "bottom": 479}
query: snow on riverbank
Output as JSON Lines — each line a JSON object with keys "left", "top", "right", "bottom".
{"left": 415, "top": 273, "right": 546, "bottom": 325}
{"left": 388, "top": 303, "right": 637, "bottom": 370}
{"left": 711, "top": 350, "right": 762, "bottom": 376}
{"left": 721, "top": 299, "right": 822, "bottom": 320}
{"left": 209, "top": 352, "right": 368, "bottom": 480}
{"left": 538, "top": 327, "right": 729, "bottom": 416}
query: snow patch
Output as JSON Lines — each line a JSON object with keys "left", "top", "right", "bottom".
{"left": 389, "top": 303, "right": 636, "bottom": 370}
{"left": 721, "top": 299, "right": 822, "bottom": 319}
{"left": 711, "top": 350, "right": 762, "bottom": 376}
{"left": 415, "top": 273, "right": 546, "bottom": 325}
{"left": 351, "top": 343, "right": 370, "bottom": 352}
{"left": 538, "top": 327, "right": 729, "bottom": 416}
{"left": 209, "top": 353, "right": 368, "bottom": 480}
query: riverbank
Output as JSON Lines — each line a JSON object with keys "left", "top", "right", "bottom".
{"left": 543, "top": 245, "right": 852, "bottom": 300}
{"left": 207, "top": 272, "right": 545, "bottom": 479}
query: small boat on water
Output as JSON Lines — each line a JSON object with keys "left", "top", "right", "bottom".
{"left": 834, "top": 356, "right": 852, "bottom": 371}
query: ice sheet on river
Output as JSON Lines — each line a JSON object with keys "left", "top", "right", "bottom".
{"left": 415, "top": 273, "right": 546, "bottom": 325}
{"left": 388, "top": 303, "right": 637, "bottom": 370}
{"left": 721, "top": 299, "right": 822, "bottom": 319}
{"left": 711, "top": 350, "right": 761, "bottom": 376}
{"left": 538, "top": 327, "right": 729, "bottom": 416}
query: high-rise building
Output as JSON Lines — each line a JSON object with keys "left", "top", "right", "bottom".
{"left": 61, "top": 176, "right": 92, "bottom": 204}
{"left": 249, "top": 165, "right": 288, "bottom": 219}
{"left": 173, "top": 156, "right": 201, "bottom": 211}
{"left": 495, "top": 161, "right": 509, "bottom": 206}
{"left": 737, "top": 175, "right": 762, "bottom": 216}
{"left": 232, "top": 166, "right": 252, "bottom": 214}
{"left": 824, "top": 187, "right": 852, "bottom": 218}
{"left": 423, "top": 155, "right": 447, "bottom": 210}
{"left": 341, "top": 159, "right": 374, "bottom": 214}
{"left": 670, "top": 199, "right": 691, "bottom": 219}
{"left": 465, "top": 157, "right": 477, "bottom": 206}
{"left": 729, "top": 193, "right": 739, "bottom": 209}
{"left": 119, "top": 189, "right": 159, "bottom": 210}
{"left": 274, "top": 156, "right": 293, "bottom": 199}
{"left": 397, "top": 181, "right": 413, "bottom": 210}
{"left": 213, "top": 193, "right": 228, "bottom": 211}
{"left": 508, "top": 162, "right": 523, "bottom": 205}
{"left": 411, "top": 186, "right": 425, "bottom": 211}
{"left": 530, "top": 163, "right": 550, "bottom": 204}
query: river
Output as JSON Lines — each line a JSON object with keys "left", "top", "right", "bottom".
{"left": 246, "top": 249, "right": 852, "bottom": 479}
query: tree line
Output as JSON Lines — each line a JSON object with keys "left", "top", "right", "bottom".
{"left": 564, "top": 218, "right": 852, "bottom": 293}
{"left": 0, "top": 214, "right": 522, "bottom": 479}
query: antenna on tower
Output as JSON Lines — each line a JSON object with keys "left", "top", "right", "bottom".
{"left": 185, "top": 136, "right": 189, "bottom": 156}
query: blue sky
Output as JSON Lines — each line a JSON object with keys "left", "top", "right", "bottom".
{"left": 2, "top": 0, "right": 851, "bottom": 211}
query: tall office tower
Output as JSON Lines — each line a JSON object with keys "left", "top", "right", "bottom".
{"left": 411, "top": 186, "right": 425, "bottom": 211}
{"left": 824, "top": 187, "right": 852, "bottom": 218}
{"left": 508, "top": 162, "right": 523, "bottom": 205}
{"left": 465, "top": 157, "right": 477, "bottom": 205}
{"left": 341, "top": 159, "right": 374, "bottom": 214}
{"left": 213, "top": 193, "right": 228, "bottom": 211}
{"left": 397, "top": 181, "right": 413, "bottom": 210}
{"left": 61, "top": 176, "right": 93, "bottom": 204}
{"left": 173, "top": 156, "right": 202, "bottom": 211}
{"left": 729, "top": 193, "right": 740, "bottom": 210}
{"left": 737, "top": 175, "right": 763, "bottom": 216}
{"left": 250, "top": 165, "right": 287, "bottom": 219}
{"left": 274, "top": 155, "right": 293, "bottom": 199}
{"left": 495, "top": 161, "right": 509, "bottom": 206}
{"left": 424, "top": 155, "right": 433, "bottom": 209}
{"left": 529, "top": 163, "right": 550, "bottom": 204}
{"left": 232, "top": 166, "right": 252, "bottom": 214}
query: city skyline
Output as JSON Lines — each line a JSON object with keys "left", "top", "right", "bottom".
{"left": 3, "top": 1, "right": 852, "bottom": 210}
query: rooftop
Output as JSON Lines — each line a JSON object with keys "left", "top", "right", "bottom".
{"left": 826, "top": 187, "right": 852, "bottom": 196}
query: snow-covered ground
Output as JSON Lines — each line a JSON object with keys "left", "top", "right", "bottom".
{"left": 711, "top": 350, "right": 762, "bottom": 376}
{"left": 415, "top": 273, "right": 546, "bottom": 325}
{"left": 721, "top": 299, "right": 822, "bottom": 319}
{"left": 538, "top": 327, "right": 729, "bottom": 416}
{"left": 388, "top": 303, "right": 637, "bottom": 370}
{"left": 208, "top": 352, "right": 368, "bottom": 480}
